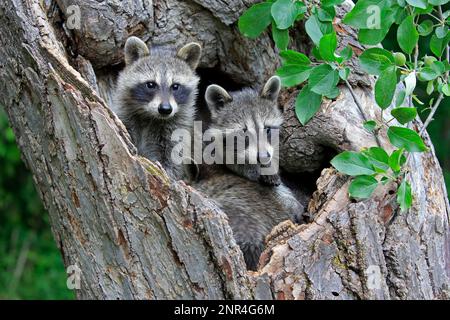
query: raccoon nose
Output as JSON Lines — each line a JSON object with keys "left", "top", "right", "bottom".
{"left": 158, "top": 103, "right": 173, "bottom": 115}
{"left": 257, "top": 152, "right": 271, "bottom": 165}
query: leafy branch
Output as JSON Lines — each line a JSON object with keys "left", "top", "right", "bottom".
{"left": 238, "top": 0, "right": 450, "bottom": 211}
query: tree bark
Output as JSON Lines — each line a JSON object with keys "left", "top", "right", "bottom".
{"left": 0, "top": 0, "right": 448, "bottom": 299}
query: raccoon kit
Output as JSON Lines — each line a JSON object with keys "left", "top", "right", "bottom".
{"left": 113, "top": 37, "right": 202, "bottom": 180}
{"left": 194, "top": 76, "right": 304, "bottom": 270}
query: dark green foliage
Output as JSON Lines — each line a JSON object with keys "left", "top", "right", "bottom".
{"left": 0, "top": 107, "right": 74, "bottom": 299}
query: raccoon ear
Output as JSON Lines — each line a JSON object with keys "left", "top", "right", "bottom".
{"left": 124, "top": 37, "right": 150, "bottom": 65}
{"left": 260, "top": 76, "right": 281, "bottom": 101}
{"left": 205, "top": 85, "right": 232, "bottom": 116}
{"left": 177, "top": 42, "right": 202, "bottom": 69}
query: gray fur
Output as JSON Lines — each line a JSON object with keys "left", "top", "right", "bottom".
{"left": 194, "top": 168, "right": 303, "bottom": 270}
{"left": 113, "top": 37, "right": 201, "bottom": 180}
{"left": 194, "top": 77, "right": 304, "bottom": 270}
{"left": 204, "top": 76, "right": 283, "bottom": 186}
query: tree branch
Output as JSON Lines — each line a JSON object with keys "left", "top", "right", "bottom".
{"left": 344, "top": 79, "right": 382, "bottom": 147}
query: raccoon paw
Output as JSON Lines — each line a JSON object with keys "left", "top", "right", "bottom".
{"left": 258, "top": 174, "right": 281, "bottom": 186}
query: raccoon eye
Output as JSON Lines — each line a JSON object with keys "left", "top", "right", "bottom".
{"left": 171, "top": 83, "right": 180, "bottom": 91}
{"left": 146, "top": 81, "right": 156, "bottom": 89}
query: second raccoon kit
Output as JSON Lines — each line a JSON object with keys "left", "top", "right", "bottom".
{"left": 193, "top": 77, "right": 304, "bottom": 270}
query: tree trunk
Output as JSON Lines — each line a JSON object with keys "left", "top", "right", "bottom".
{"left": 0, "top": 0, "right": 448, "bottom": 299}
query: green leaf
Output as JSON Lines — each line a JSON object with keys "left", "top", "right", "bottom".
{"left": 363, "top": 120, "right": 377, "bottom": 132}
{"left": 271, "top": 0, "right": 300, "bottom": 29}
{"left": 276, "top": 64, "right": 312, "bottom": 87}
{"left": 417, "top": 20, "right": 433, "bottom": 36}
{"left": 343, "top": 0, "right": 385, "bottom": 28}
{"left": 375, "top": 66, "right": 398, "bottom": 109}
{"left": 295, "top": 85, "right": 323, "bottom": 125}
{"left": 442, "top": 83, "right": 450, "bottom": 96}
{"left": 324, "top": 86, "right": 340, "bottom": 99}
{"left": 359, "top": 48, "right": 395, "bottom": 75}
{"left": 339, "top": 67, "right": 350, "bottom": 80}
{"left": 430, "top": 34, "right": 450, "bottom": 57}
{"left": 322, "top": 0, "right": 345, "bottom": 6}
{"left": 442, "top": 60, "right": 450, "bottom": 72}
{"left": 418, "top": 67, "right": 440, "bottom": 81}
{"left": 435, "top": 25, "right": 449, "bottom": 39}
{"left": 387, "top": 126, "right": 428, "bottom": 152}
{"left": 397, "top": 16, "right": 419, "bottom": 54}
{"left": 391, "top": 107, "right": 417, "bottom": 124}
{"left": 361, "top": 4, "right": 398, "bottom": 44}
{"left": 394, "top": 5, "right": 407, "bottom": 22}
{"left": 238, "top": 2, "right": 273, "bottom": 38}
{"left": 312, "top": 46, "right": 323, "bottom": 60}
{"left": 389, "top": 148, "right": 405, "bottom": 172}
{"left": 318, "top": 7, "right": 335, "bottom": 22}
{"left": 280, "top": 50, "right": 311, "bottom": 65}
{"left": 397, "top": 179, "right": 412, "bottom": 212}
{"left": 338, "top": 46, "right": 353, "bottom": 62}
{"left": 397, "top": 0, "right": 406, "bottom": 8}
{"left": 363, "top": 147, "right": 390, "bottom": 172}
{"left": 305, "top": 14, "right": 322, "bottom": 45}
{"left": 426, "top": 80, "right": 435, "bottom": 95}
{"left": 405, "top": 0, "right": 427, "bottom": 9}
{"left": 331, "top": 151, "right": 376, "bottom": 176}
{"left": 395, "top": 90, "right": 406, "bottom": 107}
{"left": 431, "top": 61, "right": 445, "bottom": 74}
{"left": 404, "top": 72, "right": 416, "bottom": 96}
{"left": 344, "top": 0, "right": 397, "bottom": 44}
{"left": 309, "top": 64, "right": 340, "bottom": 96}
{"left": 428, "top": 0, "right": 449, "bottom": 4}
{"left": 443, "top": 10, "right": 450, "bottom": 19}
{"left": 358, "top": 28, "right": 391, "bottom": 45}
{"left": 319, "top": 32, "right": 338, "bottom": 62}
{"left": 272, "top": 23, "right": 289, "bottom": 50}
{"left": 349, "top": 175, "right": 379, "bottom": 199}
{"left": 305, "top": 14, "right": 332, "bottom": 45}
{"left": 414, "top": 4, "right": 435, "bottom": 15}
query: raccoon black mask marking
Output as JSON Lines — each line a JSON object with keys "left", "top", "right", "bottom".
{"left": 113, "top": 36, "right": 202, "bottom": 180}
{"left": 204, "top": 76, "right": 283, "bottom": 186}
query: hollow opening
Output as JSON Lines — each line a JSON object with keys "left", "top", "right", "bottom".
{"left": 280, "top": 145, "right": 338, "bottom": 223}
{"left": 195, "top": 66, "right": 247, "bottom": 128}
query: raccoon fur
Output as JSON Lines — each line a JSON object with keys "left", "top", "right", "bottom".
{"left": 203, "top": 76, "right": 284, "bottom": 186}
{"left": 113, "top": 36, "right": 202, "bottom": 180}
{"left": 193, "top": 76, "right": 304, "bottom": 270}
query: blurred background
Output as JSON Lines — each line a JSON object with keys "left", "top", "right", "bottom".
{"left": 0, "top": 22, "right": 448, "bottom": 301}
{"left": 0, "top": 107, "right": 74, "bottom": 299}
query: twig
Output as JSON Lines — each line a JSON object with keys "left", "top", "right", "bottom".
{"left": 419, "top": 92, "right": 446, "bottom": 136}
{"left": 8, "top": 232, "right": 34, "bottom": 293}
{"left": 420, "top": 54, "right": 450, "bottom": 136}
{"left": 408, "top": 7, "right": 448, "bottom": 165}
{"left": 419, "top": 6, "right": 449, "bottom": 137}
{"left": 344, "top": 80, "right": 382, "bottom": 147}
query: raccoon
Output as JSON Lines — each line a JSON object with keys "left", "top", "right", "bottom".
{"left": 113, "top": 36, "right": 202, "bottom": 180}
{"left": 203, "top": 76, "right": 284, "bottom": 186}
{"left": 193, "top": 76, "right": 304, "bottom": 270}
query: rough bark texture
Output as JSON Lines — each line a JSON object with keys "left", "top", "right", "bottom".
{"left": 0, "top": 0, "right": 448, "bottom": 299}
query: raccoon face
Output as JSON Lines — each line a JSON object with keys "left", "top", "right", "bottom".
{"left": 205, "top": 76, "right": 283, "bottom": 166}
{"left": 116, "top": 37, "right": 201, "bottom": 120}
